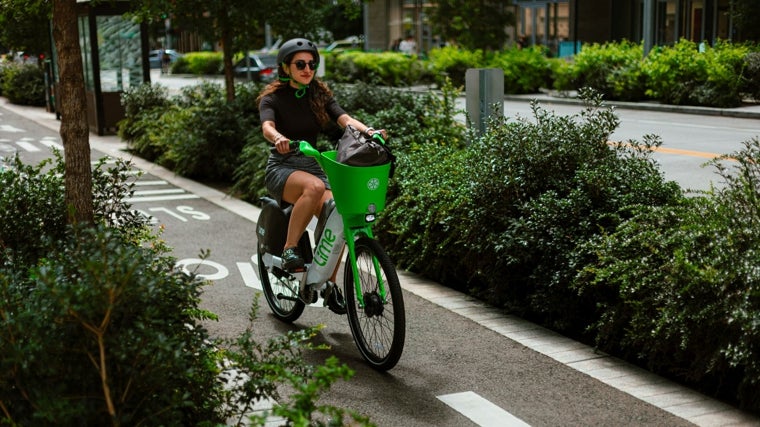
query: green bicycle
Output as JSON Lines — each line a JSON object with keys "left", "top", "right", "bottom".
{"left": 255, "top": 139, "right": 405, "bottom": 371}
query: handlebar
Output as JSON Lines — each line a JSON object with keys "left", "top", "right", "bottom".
{"left": 269, "top": 132, "right": 387, "bottom": 156}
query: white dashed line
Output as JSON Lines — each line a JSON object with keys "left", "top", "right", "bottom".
{"left": 438, "top": 391, "right": 530, "bottom": 427}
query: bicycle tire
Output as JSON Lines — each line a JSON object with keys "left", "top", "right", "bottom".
{"left": 344, "top": 237, "right": 405, "bottom": 371}
{"left": 257, "top": 247, "right": 305, "bottom": 322}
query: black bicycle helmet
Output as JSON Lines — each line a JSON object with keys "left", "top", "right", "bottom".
{"left": 276, "top": 38, "right": 320, "bottom": 76}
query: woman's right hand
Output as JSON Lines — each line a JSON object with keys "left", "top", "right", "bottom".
{"left": 274, "top": 137, "right": 292, "bottom": 154}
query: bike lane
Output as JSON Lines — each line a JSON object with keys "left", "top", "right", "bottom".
{"left": 2, "top": 99, "right": 758, "bottom": 426}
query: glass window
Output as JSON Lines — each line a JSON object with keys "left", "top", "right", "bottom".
{"left": 78, "top": 16, "right": 94, "bottom": 91}
{"left": 96, "top": 15, "right": 142, "bottom": 92}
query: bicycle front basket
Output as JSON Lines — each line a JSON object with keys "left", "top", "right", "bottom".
{"left": 320, "top": 150, "right": 391, "bottom": 223}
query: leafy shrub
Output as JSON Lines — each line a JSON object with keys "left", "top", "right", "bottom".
{"left": 0, "top": 63, "right": 6, "bottom": 96}
{"left": 379, "top": 90, "right": 682, "bottom": 337}
{"left": 157, "top": 81, "right": 257, "bottom": 181}
{"left": 0, "top": 154, "right": 370, "bottom": 425}
{"left": 120, "top": 81, "right": 259, "bottom": 182}
{"left": 575, "top": 138, "right": 760, "bottom": 411}
{"left": 326, "top": 51, "right": 427, "bottom": 86}
{"left": 1, "top": 63, "right": 45, "bottom": 106}
{"left": 744, "top": 51, "right": 760, "bottom": 101}
{"left": 643, "top": 39, "right": 749, "bottom": 107}
{"left": 0, "top": 156, "right": 65, "bottom": 263}
{"left": 0, "top": 153, "right": 147, "bottom": 264}
{"left": 562, "top": 40, "right": 646, "bottom": 101}
{"left": 488, "top": 46, "right": 553, "bottom": 94}
{"left": 427, "top": 46, "right": 485, "bottom": 87}
{"left": 173, "top": 51, "right": 224, "bottom": 75}
{"left": 118, "top": 82, "right": 171, "bottom": 149}
{"left": 376, "top": 142, "right": 472, "bottom": 287}
{"left": 549, "top": 57, "right": 576, "bottom": 92}
{"left": 0, "top": 224, "right": 225, "bottom": 425}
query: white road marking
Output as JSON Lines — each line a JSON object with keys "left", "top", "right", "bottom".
{"left": 15, "top": 140, "right": 40, "bottom": 152}
{"left": 437, "top": 391, "right": 530, "bottom": 427}
{"left": 175, "top": 258, "right": 229, "bottom": 280}
{"left": 39, "top": 139, "right": 64, "bottom": 151}
{"left": 133, "top": 188, "right": 186, "bottom": 196}
{"left": 238, "top": 262, "right": 261, "bottom": 290}
{"left": 0, "top": 125, "right": 24, "bottom": 133}
{"left": 134, "top": 180, "right": 169, "bottom": 186}
{"left": 126, "top": 194, "right": 201, "bottom": 203}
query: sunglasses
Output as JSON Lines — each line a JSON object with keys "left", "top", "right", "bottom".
{"left": 292, "top": 60, "right": 317, "bottom": 71}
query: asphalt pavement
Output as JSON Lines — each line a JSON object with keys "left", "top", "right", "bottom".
{"left": 2, "top": 92, "right": 760, "bottom": 426}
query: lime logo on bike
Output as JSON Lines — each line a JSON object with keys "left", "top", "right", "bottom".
{"left": 367, "top": 178, "right": 380, "bottom": 191}
{"left": 314, "top": 228, "right": 337, "bottom": 266}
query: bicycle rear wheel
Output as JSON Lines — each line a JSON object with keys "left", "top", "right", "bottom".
{"left": 257, "top": 248, "right": 305, "bottom": 322}
{"left": 344, "top": 237, "right": 405, "bottom": 371}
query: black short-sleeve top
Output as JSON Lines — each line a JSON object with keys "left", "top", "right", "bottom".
{"left": 259, "top": 84, "right": 346, "bottom": 144}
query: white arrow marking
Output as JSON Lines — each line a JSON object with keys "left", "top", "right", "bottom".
{"left": 238, "top": 262, "right": 261, "bottom": 290}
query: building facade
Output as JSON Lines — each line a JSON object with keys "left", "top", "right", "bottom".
{"left": 365, "top": 0, "right": 742, "bottom": 55}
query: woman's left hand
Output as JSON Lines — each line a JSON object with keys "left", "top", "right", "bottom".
{"left": 368, "top": 128, "right": 388, "bottom": 139}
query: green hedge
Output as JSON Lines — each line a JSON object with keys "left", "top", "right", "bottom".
{"left": 325, "top": 50, "right": 431, "bottom": 87}
{"left": 488, "top": 46, "right": 553, "bottom": 94}
{"left": 642, "top": 39, "right": 751, "bottom": 107}
{"left": 426, "top": 45, "right": 486, "bottom": 87}
{"left": 0, "top": 63, "right": 45, "bottom": 106}
{"left": 575, "top": 138, "right": 760, "bottom": 408}
{"left": 172, "top": 51, "right": 224, "bottom": 75}
{"left": 320, "top": 40, "right": 760, "bottom": 108}
{"left": 553, "top": 40, "right": 647, "bottom": 101}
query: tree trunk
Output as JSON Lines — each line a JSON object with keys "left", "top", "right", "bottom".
{"left": 52, "top": 0, "right": 94, "bottom": 224}
{"left": 220, "top": 10, "right": 235, "bottom": 102}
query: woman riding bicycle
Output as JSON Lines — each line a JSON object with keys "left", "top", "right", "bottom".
{"left": 258, "top": 37, "right": 386, "bottom": 271}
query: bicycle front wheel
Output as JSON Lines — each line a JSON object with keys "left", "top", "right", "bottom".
{"left": 344, "top": 237, "right": 405, "bottom": 371}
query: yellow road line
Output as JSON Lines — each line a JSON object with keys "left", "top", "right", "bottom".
{"left": 609, "top": 141, "right": 734, "bottom": 161}
{"left": 651, "top": 146, "right": 722, "bottom": 159}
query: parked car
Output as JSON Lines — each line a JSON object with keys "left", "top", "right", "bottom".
{"left": 149, "top": 49, "right": 182, "bottom": 69}
{"left": 325, "top": 36, "right": 363, "bottom": 53}
{"left": 233, "top": 53, "right": 277, "bottom": 82}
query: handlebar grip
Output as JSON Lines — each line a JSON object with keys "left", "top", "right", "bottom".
{"left": 269, "top": 141, "right": 300, "bottom": 154}
{"left": 371, "top": 133, "right": 386, "bottom": 144}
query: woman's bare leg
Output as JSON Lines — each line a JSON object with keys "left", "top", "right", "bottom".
{"left": 282, "top": 171, "right": 327, "bottom": 249}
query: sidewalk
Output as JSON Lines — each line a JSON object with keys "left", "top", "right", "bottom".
{"left": 2, "top": 97, "right": 760, "bottom": 426}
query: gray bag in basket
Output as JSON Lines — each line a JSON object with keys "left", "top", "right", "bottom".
{"left": 336, "top": 125, "right": 393, "bottom": 167}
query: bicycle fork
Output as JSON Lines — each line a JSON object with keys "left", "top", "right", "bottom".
{"left": 344, "top": 227, "right": 389, "bottom": 307}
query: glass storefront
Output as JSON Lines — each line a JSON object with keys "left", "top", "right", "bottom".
{"left": 94, "top": 15, "right": 142, "bottom": 92}
{"left": 79, "top": 15, "right": 142, "bottom": 92}
{"left": 652, "top": 0, "right": 733, "bottom": 46}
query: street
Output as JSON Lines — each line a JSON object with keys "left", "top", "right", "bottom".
{"left": 2, "top": 96, "right": 760, "bottom": 426}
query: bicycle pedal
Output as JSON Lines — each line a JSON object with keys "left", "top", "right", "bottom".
{"left": 321, "top": 282, "right": 347, "bottom": 315}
